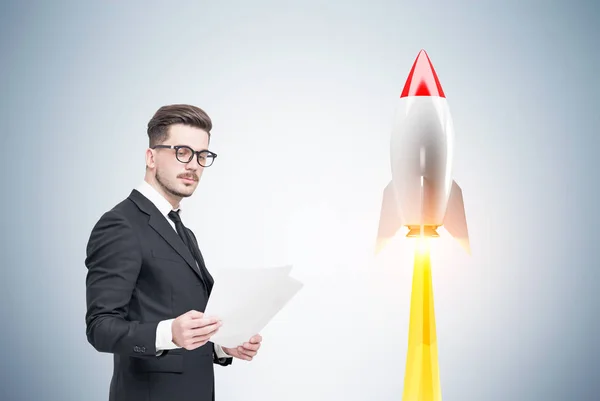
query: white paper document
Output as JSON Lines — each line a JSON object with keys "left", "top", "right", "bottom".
{"left": 204, "top": 265, "right": 303, "bottom": 348}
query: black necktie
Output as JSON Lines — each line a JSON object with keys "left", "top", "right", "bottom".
{"left": 168, "top": 210, "right": 209, "bottom": 293}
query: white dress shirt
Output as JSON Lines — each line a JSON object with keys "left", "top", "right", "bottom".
{"left": 136, "top": 180, "right": 229, "bottom": 359}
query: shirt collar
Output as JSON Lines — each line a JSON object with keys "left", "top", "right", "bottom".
{"left": 135, "top": 180, "right": 182, "bottom": 219}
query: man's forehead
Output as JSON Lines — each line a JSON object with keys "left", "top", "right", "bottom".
{"left": 167, "top": 125, "right": 209, "bottom": 147}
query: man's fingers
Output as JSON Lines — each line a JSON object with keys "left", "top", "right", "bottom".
{"left": 235, "top": 336, "right": 262, "bottom": 361}
{"left": 192, "top": 322, "right": 221, "bottom": 337}
{"left": 242, "top": 342, "right": 260, "bottom": 351}
{"left": 180, "top": 321, "right": 221, "bottom": 345}
{"left": 191, "top": 336, "right": 212, "bottom": 345}
{"left": 240, "top": 349, "right": 257, "bottom": 357}
{"left": 187, "top": 310, "right": 204, "bottom": 319}
{"left": 185, "top": 321, "right": 220, "bottom": 339}
{"left": 186, "top": 317, "right": 220, "bottom": 330}
{"left": 237, "top": 347, "right": 255, "bottom": 359}
{"left": 183, "top": 329, "right": 219, "bottom": 349}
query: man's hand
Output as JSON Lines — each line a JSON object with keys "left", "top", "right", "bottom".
{"left": 171, "top": 310, "right": 221, "bottom": 350}
{"left": 222, "top": 334, "right": 262, "bottom": 361}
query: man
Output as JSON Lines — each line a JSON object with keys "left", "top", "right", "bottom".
{"left": 85, "top": 104, "right": 262, "bottom": 401}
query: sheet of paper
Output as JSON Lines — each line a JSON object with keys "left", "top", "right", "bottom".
{"left": 203, "top": 265, "right": 304, "bottom": 348}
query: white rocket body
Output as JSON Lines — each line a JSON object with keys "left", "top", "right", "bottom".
{"left": 390, "top": 96, "right": 454, "bottom": 227}
{"left": 376, "top": 50, "right": 470, "bottom": 254}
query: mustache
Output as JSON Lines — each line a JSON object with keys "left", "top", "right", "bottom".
{"left": 178, "top": 173, "right": 198, "bottom": 181}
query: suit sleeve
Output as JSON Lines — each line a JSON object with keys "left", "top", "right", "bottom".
{"left": 213, "top": 343, "right": 233, "bottom": 366}
{"left": 85, "top": 209, "right": 158, "bottom": 358}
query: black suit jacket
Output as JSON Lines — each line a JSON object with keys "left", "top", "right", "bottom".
{"left": 85, "top": 189, "right": 232, "bottom": 401}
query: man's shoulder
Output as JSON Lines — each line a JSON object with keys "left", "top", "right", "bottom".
{"left": 102, "top": 195, "right": 137, "bottom": 217}
{"left": 91, "top": 192, "right": 144, "bottom": 229}
{"left": 85, "top": 194, "right": 146, "bottom": 256}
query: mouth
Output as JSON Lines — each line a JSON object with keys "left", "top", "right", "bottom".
{"left": 178, "top": 175, "right": 197, "bottom": 184}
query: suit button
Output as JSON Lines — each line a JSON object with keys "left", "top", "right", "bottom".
{"left": 140, "top": 346, "right": 146, "bottom": 352}
{"left": 134, "top": 346, "right": 141, "bottom": 353}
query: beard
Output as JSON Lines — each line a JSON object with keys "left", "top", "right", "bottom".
{"left": 156, "top": 168, "right": 197, "bottom": 198}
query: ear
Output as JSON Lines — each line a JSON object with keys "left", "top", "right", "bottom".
{"left": 145, "top": 148, "right": 155, "bottom": 168}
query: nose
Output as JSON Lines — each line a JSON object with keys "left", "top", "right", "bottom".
{"left": 184, "top": 159, "right": 199, "bottom": 171}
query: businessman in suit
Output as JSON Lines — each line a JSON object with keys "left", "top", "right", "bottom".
{"left": 85, "top": 104, "right": 262, "bottom": 401}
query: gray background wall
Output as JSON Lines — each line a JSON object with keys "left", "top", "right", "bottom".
{"left": 1, "top": 1, "right": 598, "bottom": 400}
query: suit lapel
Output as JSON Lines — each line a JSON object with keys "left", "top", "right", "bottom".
{"left": 129, "top": 190, "right": 205, "bottom": 284}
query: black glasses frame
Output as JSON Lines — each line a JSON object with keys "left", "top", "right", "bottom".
{"left": 151, "top": 145, "right": 218, "bottom": 167}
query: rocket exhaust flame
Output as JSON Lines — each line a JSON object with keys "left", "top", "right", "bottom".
{"left": 402, "top": 241, "right": 442, "bottom": 401}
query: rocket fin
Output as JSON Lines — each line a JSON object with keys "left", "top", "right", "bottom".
{"left": 443, "top": 179, "right": 471, "bottom": 255}
{"left": 375, "top": 180, "right": 403, "bottom": 254}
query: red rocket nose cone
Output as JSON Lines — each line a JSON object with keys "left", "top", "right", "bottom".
{"left": 400, "top": 49, "right": 446, "bottom": 98}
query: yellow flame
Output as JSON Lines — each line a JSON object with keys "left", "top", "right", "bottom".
{"left": 402, "top": 238, "right": 442, "bottom": 401}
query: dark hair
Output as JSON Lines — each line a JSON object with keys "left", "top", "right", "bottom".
{"left": 147, "top": 104, "right": 212, "bottom": 147}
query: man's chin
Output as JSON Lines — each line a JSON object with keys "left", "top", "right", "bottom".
{"left": 178, "top": 188, "right": 195, "bottom": 198}
{"left": 167, "top": 185, "right": 195, "bottom": 198}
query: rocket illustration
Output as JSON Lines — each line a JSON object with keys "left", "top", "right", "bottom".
{"left": 376, "top": 49, "right": 470, "bottom": 255}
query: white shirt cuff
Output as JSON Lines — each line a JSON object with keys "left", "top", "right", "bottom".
{"left": 214, "top": 343, "right": 229, "bottom": 359}
{"left": 155, "top": 319, "right": 180, "bottom": 353}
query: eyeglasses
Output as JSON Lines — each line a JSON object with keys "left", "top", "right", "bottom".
{"left": 151, "top": 145, "right": 217, "bottom": 167}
